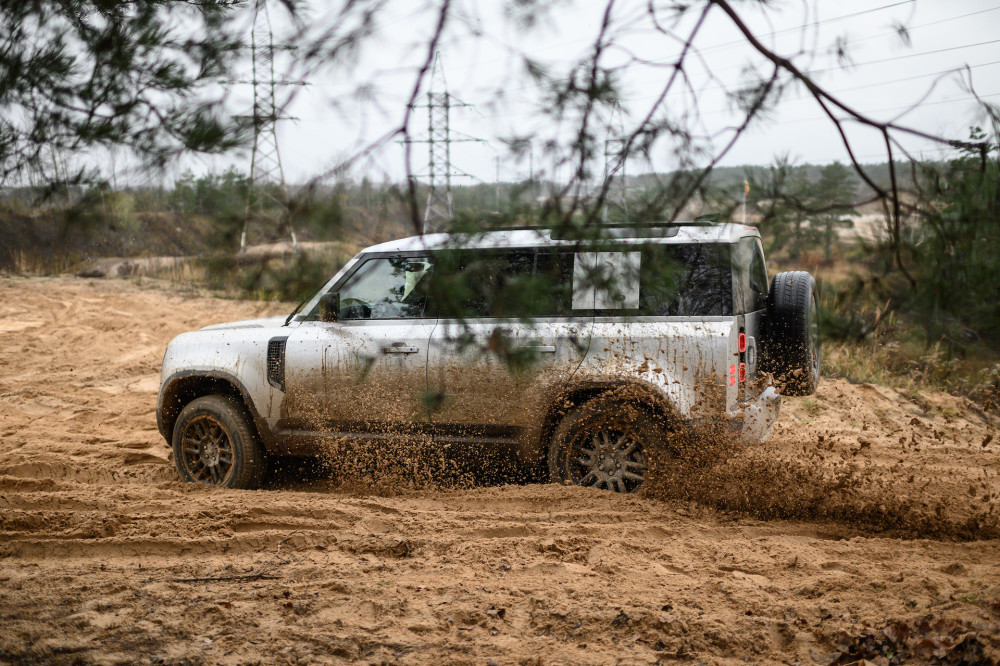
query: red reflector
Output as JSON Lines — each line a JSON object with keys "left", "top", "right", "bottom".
{"left": 738, "top": 333, "right": 746, "bottom": 353}
{"left": 729, "top": 364, "right": 736, "bottom": 375}
{"left": 729, "top": 376, "right": 736, "bottom": 386}
{"left": 739, "top": 363, "right": 747, "bottom": 383}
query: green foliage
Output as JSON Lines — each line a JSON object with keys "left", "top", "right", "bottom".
{"left": 808, "top": 162, "right": 858, "bottom": 261}
{"left": 749, "top": 158, "right": 858, "bottom": 260}
{"left": 0, "top": 0, "right": 245, "bottom": 184}
{"left": 750, "top": 157, "right": 813, "bottom": 258}
{"left": 201, "top": 251, "right": 347, "bottom": 304}
{"left": 169, "top": 168, "right": 248, "bottom": 219}
{"left": 910, "top": 127, "right": 1000, "bottom": 341}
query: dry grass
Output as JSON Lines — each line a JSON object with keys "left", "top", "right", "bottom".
{"left": 2, "top": 249, "right": 82, "bottom": 275}
{"left": 824, "top": 340, "right": 1000, "bottom": 409}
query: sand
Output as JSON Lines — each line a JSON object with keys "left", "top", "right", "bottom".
{"left": 1, "top": 275, "right": 999, "bottom": 665}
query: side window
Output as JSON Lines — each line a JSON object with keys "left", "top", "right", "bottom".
{"left": 461, "top": 251, "right": 534, "bottom": 318}
{"left": 337, "top": 256, "right": 432, "bottom": 320}
{"left": 533, "top": 251, "right": 575, "bottom": 316}
{"left": 429, "top": 250, "right": 575, "bottom": 319}
{"left": 572, "top": 252, "right": 641, "bottom": 310}
{"left": 732, "top": 240, "right": 751, "bottom": 315}
{"left": 641, "top": 244, "right": 732, "bottom": 316}
{"left": 428, "top": 250, "right": 532, "bottom": 318}
{"left": 570, "top": 245, "right": 732, "bottom": 316}
{"left": 749, "top": 239, "right": 768, "bottom": 311}
{"left": 733, "top": 238, "right": 767, "bottom": 314}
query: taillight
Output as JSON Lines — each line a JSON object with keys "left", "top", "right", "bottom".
{"left": 738, "top": 332, "right": 746, "bottom": 353}
{"left": 738, "top": 363, "right": 747, "bottom": 383}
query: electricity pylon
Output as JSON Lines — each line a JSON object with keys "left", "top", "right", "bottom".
{"left": 602, "top": 103, "right": 629, "bottom": 224}
{"left": 239, "top": 0, "right": 301, "bottom": 252}
{"left": 404, "top": 52, "right": 485, "bottom": 234}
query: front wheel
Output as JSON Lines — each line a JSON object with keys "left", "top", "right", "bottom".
{"left": 548, "top": 395, "right": 667, "bottom": 494}
{"left": 171, "top": 394, "right": 266, "bottom": 489}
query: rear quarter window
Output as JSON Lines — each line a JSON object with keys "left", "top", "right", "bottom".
{"left": 575, "top": 244, "right": 732, "bottom": 317}
{"left": 637, "top": 244, "right": 733, "bottom": 316}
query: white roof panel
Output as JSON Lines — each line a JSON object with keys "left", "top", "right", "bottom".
{"left": 362, "top": 223, "right": 759, "bottom": 254}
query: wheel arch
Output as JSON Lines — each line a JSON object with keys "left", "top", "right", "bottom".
{"left": 157, "top": 371, "right": 265, "bottom": 444}
{"left": 532, "top": 379, "right": 680, "bottom": 458}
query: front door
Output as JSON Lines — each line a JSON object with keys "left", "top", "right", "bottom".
{"left": 283, "top": 255, "right": 436, "bottom": 432}
{"left": 425, "top": 248, "right": 587, "bottom": 428}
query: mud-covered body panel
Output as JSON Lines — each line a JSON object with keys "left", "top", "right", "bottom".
{"left": 158, "top": 326, "right": 288, "bottom": 438}
{"left": 579, "top": 318, "right": 734, "bottom": 418}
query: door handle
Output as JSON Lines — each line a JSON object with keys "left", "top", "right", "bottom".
{"left": 384, "top": 343, "right": 420, "bottom": 354}
{"left": 519, "top": 344, "right": 556, "bottom": 353}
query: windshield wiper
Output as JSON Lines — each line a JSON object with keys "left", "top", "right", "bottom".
{"left": 284, "top": 298, "right": 309, "bottom": 326}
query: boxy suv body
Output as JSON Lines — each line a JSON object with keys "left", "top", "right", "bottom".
{"left": 157, "top": 223, "right": 820, "bottom": 491}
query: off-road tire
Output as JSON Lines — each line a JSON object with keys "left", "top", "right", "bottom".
{"left": 761, "top": 271, "right": 820, "bottom": 396}
{"left": 548, "top": 394, "right": 668, "bottom": 494}
{"left": 171, "top": 394, "right": 266, "bottom": 489}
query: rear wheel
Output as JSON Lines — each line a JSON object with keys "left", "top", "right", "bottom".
{"left": 761, "top": 271, "right": 820, "bottom": 396}
{"left": 172, "top": 394, "right": 266, "bottom": 489}
{"left": 548, "top": 394, "right": 667, "bottom": 493}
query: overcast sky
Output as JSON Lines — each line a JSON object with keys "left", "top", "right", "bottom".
{"left": 178, "top": 0, "right": 1000, "bottom": 187}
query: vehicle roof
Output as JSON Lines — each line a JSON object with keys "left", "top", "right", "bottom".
{"left": 360, "top": 223, "right": 760, "bottom": 254}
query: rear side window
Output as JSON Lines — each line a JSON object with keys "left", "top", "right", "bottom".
{"left": 428, "top": 250, "right": 574, "bottom": 319}
{"left": 571, "top": 245, "right": 731, "bottom": 316}
{"left": 636, "top": 244, "right": 733, "bottom": 316}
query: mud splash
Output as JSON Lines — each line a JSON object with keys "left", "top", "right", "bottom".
{"left": 311, "top": 435, "right": 476, "bottom": 493}
{"left": 643, "top": 402, "right": 1000, "bottom": 541}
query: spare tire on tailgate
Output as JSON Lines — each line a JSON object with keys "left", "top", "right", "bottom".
{"left": 760, "top": 271, "right": 820, "bottom": 396}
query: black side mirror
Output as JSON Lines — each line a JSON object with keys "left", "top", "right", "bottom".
{"left": 319, "top": 293, "right": 339, "bottom": 322}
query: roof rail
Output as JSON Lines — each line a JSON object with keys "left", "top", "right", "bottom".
{"left": 548, "top": 220, "right": 722, "bottom": 240}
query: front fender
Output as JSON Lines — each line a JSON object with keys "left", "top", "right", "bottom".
{"left": 157, "top": 329, "right": 286, "bottom": 438}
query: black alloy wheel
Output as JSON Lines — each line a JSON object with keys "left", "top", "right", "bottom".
{"left": 171, "top": 394, "right": 266, "bottom": 489}
{"left": 178, "top": 414, "right": 235, "bottom": 485}
{"left": 566, "top": 425, "right": 648, "bottom": 493}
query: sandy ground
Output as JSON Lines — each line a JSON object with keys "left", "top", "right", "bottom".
{"left": 2, "top": 275, "right": 999, "bottom": 665}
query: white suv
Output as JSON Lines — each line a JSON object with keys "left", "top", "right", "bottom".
{"left": 157, "top": 223, "right": 819, "bottom": 491}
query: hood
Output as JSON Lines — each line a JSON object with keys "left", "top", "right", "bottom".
{"left": 200, "top": 315, "right": 289, "bottom": 331}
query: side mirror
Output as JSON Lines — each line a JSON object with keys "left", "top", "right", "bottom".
{"left": 319, "top": 293, "right": 339, "bottom": 322}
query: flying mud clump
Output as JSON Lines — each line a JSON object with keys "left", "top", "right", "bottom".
{"left": 642, "top": 405, "right": 1000, "bottom": 541}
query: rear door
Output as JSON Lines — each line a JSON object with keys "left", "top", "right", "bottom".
{"left": 425, "top": 248, "right": 588, "bottom": 428}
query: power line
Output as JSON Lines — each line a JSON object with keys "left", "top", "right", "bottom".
{"left": 416, "top": 0, "right": 915, "bottom": 95}
{"left": 832, "top": 59, "right": 1000, "bottom": 95}
{"left": 476, "top": 4, "right": 999, "bottom": 106}
{"left": 809, "top": 38, "right": 1000, "bottom": 75}
{"left": 690, "top": 0, "right": 917, "bottom": 58}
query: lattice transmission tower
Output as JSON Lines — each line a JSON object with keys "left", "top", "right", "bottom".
{"left": 405, "top": 52, "right": 485, "bottom": 234}
{"left": 602, "top": 103, "right": 629, "bottom": 224}
{"left": 239, "top": 0, "right": 301, "bottom": 252}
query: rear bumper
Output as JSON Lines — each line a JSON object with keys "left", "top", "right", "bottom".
{"left": 740, "top": 386, "right": 781, "bottom": 443}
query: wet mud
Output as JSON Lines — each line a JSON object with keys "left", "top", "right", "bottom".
{"left": 645, "top": 417, "right": 1000, "bottom": 542}
{"left": 1, "top": 276, "right": 999, "bottom": 664}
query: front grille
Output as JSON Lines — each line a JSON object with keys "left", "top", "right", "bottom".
{"left": 266, "top": 337, "right": 288, "bottom": 390}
